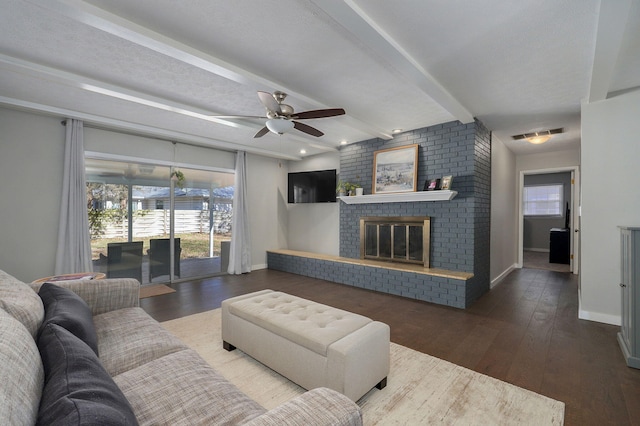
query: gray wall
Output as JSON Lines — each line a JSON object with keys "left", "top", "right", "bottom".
{"left": 490, "top": 136, "right": 518, "bottom": 284}
{"left": 523, "top": 172, "right": 571, "bottom": 251}
{"left": 0, "top": 106, "right": 284, "bottom": 281}
{"left": 0, "top": 108, "right": 66, "bottom": 282}
{"left": 581, "top": 89, "right": 640, "bottom": 325}
{"left": 286, "top": 152, "right": 340, "bottom": 256}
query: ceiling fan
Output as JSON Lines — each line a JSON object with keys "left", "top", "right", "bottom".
{"left": 211, "top": 91, "right": 345, "bottom": 138}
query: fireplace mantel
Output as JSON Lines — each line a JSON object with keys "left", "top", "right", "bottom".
{"left": 339, "top": 190, "right": 457, "bottom": 204}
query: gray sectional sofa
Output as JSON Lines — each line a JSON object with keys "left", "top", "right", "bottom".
{"left": 0, "top": 269, "right": 362, "bottom": 425}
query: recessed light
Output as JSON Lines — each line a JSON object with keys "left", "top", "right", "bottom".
{"left": 392, "top": 129, "right": 403, "bottom": 134}
{"left": 300, "top": 149, "right": 306, "bottom": 154}
{"left": 340, "top": 140, "right": 348, "bottom": 145}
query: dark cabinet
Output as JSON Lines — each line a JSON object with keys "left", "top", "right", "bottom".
{"left": 549, "top": 228, "right": 570, "bottom": 264}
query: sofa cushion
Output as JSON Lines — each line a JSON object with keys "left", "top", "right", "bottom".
{"left": 114, "top": 349, "right": 266, "bottom": 425}
{"left": 39, "top": 282, "right": 99, "bottom": 355}
{"left": 37, "top": 323, "right": 138, "bottom": 426}
{"left": 0, "top": 269, "right": 44, "bottom": 338}
{"left": 93, "top": 307, "right": 188, "bottom": 376}
{"left": 0, "top": 308, "right": 44, "bottom": 425}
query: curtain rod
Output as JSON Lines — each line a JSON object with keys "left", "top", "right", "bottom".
{"left": 60, "top": 119, "right": 236, "bottom": 154}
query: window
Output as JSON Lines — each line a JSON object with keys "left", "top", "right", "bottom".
{"left": 85, "top": 158, "right": 234, "bottom": 283}
{"left": 523, "top": 184, "right": 563, "bottom": 216}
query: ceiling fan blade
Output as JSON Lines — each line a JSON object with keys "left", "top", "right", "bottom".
{"left": 293, "top": 108, "right": 345, "bottom": 120}
{"left": 257, "top": 91, "right": 282, "bottom": 114}
{"left": 253, "top": 126, "right": 270, "bottom": 138}
{"left": 293, "top": 121, "right": 324, "bottom": 137}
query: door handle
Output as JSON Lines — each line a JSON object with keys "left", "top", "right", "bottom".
{"left": 620, "top": 283, "right": 627, "bottom": 287}
{"left": 574, "top": 229, "right": 579, "bottom": 233}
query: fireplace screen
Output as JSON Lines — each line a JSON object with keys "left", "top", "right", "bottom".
{"left": 360, "top": 217, "right": 430, "bottom": 267}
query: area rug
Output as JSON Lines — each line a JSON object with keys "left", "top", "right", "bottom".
{"left": 161, "top": 309, "right": 564, "bottom": 425}
{"left": 139, "top": 284, "right": 175, "bottom": 299}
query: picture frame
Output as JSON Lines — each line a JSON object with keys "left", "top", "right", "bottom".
{"left": 373, "top": 144, "right": 418, "bottom": 194}
{"left": 424, "top": 178, "right": 440, "bottom": 191}
{"left": 440, "top": 175, "right": 453, "bottom": 190}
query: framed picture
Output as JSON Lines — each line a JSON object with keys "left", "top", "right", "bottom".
{"left": 441, "top": 175, "right": 453, "bottom": 190}
{"left": 373, "top": 144, "right": 418, "bottom": 194}
{"left": 424, "top": 178, "right": 440, "bottom": 191}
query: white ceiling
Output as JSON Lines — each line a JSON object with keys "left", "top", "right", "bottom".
{"left": 1, "top": 0, "right": 639, "bottom": 160}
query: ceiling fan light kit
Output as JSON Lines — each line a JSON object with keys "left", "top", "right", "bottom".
{"left": 266, "top": 118, "right": 294, "bottom": 135}
{"left": 212, "top": 91, "right": 345, "bottom": 139}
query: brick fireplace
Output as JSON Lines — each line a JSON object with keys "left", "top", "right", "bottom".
{"left": 269, "top": 119, "right": 491, "bottom": 309}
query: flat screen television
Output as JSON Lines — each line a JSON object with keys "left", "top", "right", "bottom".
{"left": 288, "top": 169, "right": 337, "bottom": 203}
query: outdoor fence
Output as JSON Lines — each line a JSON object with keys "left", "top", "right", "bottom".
{"left": 98, "top": 210, "right": 230, "bottom": 239}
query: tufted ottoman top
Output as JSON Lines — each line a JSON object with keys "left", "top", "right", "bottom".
{"left": 227, "top": 291, "right": 371, "bottom": 356}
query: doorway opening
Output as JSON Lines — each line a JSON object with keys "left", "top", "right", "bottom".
{"left": 518, "top": 166, "right": 579, "bottom": 274}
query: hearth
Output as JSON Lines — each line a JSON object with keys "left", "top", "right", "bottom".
{"left": 359, "top": 216, "right": 430, "bottom": 267}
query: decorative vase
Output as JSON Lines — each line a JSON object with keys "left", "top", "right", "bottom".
{"left": 356, "top": 188, "right": 364, "bottom": 196}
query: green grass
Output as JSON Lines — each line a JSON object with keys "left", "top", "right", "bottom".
{"left": 91, "top": 233, "right": 231, "bottom": 260}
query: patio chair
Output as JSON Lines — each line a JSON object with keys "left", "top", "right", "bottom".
{"left": 106, "top": 241, "right": 143, "bottom": 283}
{"left": 148, "top": 238, "right": 181, "bottom": 281}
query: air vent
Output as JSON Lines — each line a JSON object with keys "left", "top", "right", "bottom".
{"left": 511, "top": 128, "right": 564, "bottom": 140}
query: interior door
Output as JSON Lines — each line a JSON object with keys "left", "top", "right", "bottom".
{"left": 571, "top": 169, "right": 580, "bottom": 275}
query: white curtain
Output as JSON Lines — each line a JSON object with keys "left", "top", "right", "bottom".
{"left": 228, "top": 151, "right": 252, "bottom": 274}
{"left": 55, "top": 119, "right": 93, "bottom": 274}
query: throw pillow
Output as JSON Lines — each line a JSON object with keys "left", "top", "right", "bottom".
{"left": 39, "top": 282, "right": 99, "bottom": 356}
{"left": 0, "top": 269, "right": 45, "bottom": 338}
{"left": 37, "top": 323, "right": 139, "bottom": 426}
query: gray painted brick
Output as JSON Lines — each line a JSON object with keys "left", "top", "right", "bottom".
{"left": 276, "top": 119, "right": 490, "bottom": 309}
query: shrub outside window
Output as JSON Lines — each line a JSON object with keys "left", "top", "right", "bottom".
{"left": 523, "top": 184, "right": 563, "bottom": 217}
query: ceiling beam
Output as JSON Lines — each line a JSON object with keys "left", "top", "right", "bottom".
{"left": 314, "top": 0, "right": 475, "bottom": 124}
{"left": 0, "top": 53, "right": 338, "bottom": 154}
{"left": 0, "top": 53, "right": 256, "bottom": 129}
{"left": 0, "top": 96, "right": 313, "bottom": 161}
{"left": 588, "top": 0, "right": 633, "bottom": 102}
{"left": 26, "top": 0, "right": 391, "bottom": 140}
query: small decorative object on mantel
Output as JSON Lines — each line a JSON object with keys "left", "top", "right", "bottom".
{"left": 440, "top": 175, "right": 453, "bottom": 190}
{"left": 424, "top": 178, "right": 441, "bottom": 191}
{"left": 346, "top": 182, "right": 361, "bottom": 196}
{"left": 171, "top": 170, "right": 185, "bottom": 188}
{"left": 373, "top": 144, "right": 418, "bottom": 194}
{"left": 336, "top": 181, "right": 361, "bottom": 196}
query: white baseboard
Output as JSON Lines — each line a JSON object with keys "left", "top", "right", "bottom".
{"left": 491, "top": 263, "right": 518, "bottom": 288}
{"left": 523, "top": 248, "right": 550, "bottom": 253}
{"left": 252, "top": 263, "right": 268, "bottom": 271}
{"left": 578, "top": 309, "right": 621, "bottom": 326}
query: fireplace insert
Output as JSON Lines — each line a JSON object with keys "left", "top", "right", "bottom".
{"left": 359, "top": 216, "right": 431, "bottom": 267}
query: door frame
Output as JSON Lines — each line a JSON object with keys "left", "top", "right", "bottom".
{"left": 518, "top": 166, "right": 580, "bottom": 274}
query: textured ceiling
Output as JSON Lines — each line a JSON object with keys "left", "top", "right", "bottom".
{"left": 1, "top": 0, "right": 638, "bottom": 159}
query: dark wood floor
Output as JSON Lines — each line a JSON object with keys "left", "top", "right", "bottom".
{"left": 141, "top": 268, "right": 640, "bottom": 426}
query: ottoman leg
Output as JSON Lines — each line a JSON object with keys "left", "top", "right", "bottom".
{"left": 376, "top": 377, "right": 387, "bottom": 390}
{"left": 223, "top": 341, "right": 236, "bottom": 351}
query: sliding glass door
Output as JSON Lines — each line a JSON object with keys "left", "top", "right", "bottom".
{"left": 86, "top": 158, "right": 234, "bottom": 284}
{"left": 169, "top": 166, "right": 234, "bottom": 281}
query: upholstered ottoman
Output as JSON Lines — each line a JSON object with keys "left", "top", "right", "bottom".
{"left": 221, "top": 290, "right": 390, "bottom": 401}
